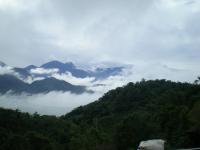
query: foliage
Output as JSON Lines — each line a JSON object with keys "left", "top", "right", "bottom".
{"left": 0, "top": 79, "right": 200, "bottom": 149}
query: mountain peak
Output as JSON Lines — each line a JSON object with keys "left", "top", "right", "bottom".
{"left": 65, "top": 62, "right": 75, "bottom": 68}
{"left": 0, "top": 61, "right": 6, "bottom": 67}
{"left": 41, "top": 60, "right": 64, "bottom": 67}
{"left": 41, "top": 60, "right": 78, "bottom": 73}
{"left": 24, "top": 65, "right": 37, "bottom": 70}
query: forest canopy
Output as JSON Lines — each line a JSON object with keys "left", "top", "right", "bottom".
{"left": 0, "top": 79, "right": 200, "bottom": 150}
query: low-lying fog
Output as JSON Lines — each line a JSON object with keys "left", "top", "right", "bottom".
{"left": 0, "top": 92, "right": 101, "bottom": 116}
{"left": 0, "top": 63, "right": 198, "bottom": 116}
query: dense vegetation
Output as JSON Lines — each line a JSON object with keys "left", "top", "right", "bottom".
{"left": 0, "top": 79, "right": 200, "bottom": 150}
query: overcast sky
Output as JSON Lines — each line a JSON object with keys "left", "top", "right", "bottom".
{"left": 0, "top": 0, "right": 200, "bottom": 71}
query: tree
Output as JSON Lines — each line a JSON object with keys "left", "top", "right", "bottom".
{"left": 194, "top": 76, "right": 200, "bottom": 84}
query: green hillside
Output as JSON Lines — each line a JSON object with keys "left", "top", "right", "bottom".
{"left": 0, "top": 79, "right": 200, "bottom": 150}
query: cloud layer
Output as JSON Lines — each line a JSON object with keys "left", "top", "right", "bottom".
{"left": 0, "top": 0, "right": 199, "bottom": 71}
{"left": 0, "top": 92, "right": 101, "bottom": 116}
{"left": 30, "top": 68, "right": 59, "bottom": 74}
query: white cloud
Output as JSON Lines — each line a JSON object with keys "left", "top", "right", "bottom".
{"left": 0, "top": 0, "right": 199, "bottom": 73}
{"left": 0, "top": 92, "right": 101, "bottom": 116}
{"left": 128, "top": 63, "right": 198, "bottom": 82}
{"left": 0, "top": 0, "right": 40, "bottom": 12}
{"left": 0, "top": 66, "right": 14, "bottom": 75}
{"left": 0, "top": 66, "right": 34, "bottom": 82}
{"left": 30, "top": 68, "right": 59, "bottom": 74}
{"left": 87, "top": 63, "right": 197, "bottom": 94}
{"left": 24, "top": 76, "right": 45, "bottom": 84}
{"left": 52, "top": 72, "right": 95, "bottom": 86}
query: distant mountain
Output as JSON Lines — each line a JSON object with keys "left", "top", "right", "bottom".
{"left": 0, "top": 74, "right": 88, "bottom": 94}
{"left": 41, "top": 61, "right": 75, "bottom": 70}
{"left": 24, "top": 65, "right": 37, "bottom": 71}
{"left": 12, "top": 68, "right": 31, "bottom": 80}
{"left": 0, "top": 60, "right": 125, "bottom": 94}
{"left": 0, "top": 61, "right": 6, "bottom": 67}
{"left": 90, "top": 67, "right": 124, "bottom": 79}
{"left": 41, "top": 61, "right": 89, "bottom": 78}
{"left": 3, "top": 60, "right": 124, "bottom": 80}
{"left": 26, "top": 77, "right": 87, "bottom": 94}
{"left": 31, "top": 60, "right": 124, "bottom": 79}
{"left": 0, "top": 74, "right": 28, "bottom": 94}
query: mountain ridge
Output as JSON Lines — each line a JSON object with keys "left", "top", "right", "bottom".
{"left": 0, "top": 80, "right": 199, "bottom": 149}
{"left": 63, "top": 79, "right": 200, "bottom": 149}
{"left": 0, "top": 60, "right": 125, "bottom": 94}
{"left": 0, "top": 74, "right": 88, "bottom": 94}
{"left": 1, "top": 60, "right": 125, "bottom": 80}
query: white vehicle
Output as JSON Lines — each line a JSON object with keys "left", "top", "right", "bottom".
{"left": 137, "top": 139, "right": 200, "bottom": 150}
{"left": 137, "top": 139, "right": 165, "bottom": 150}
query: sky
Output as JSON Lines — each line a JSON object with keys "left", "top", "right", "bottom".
{"left": 0, "top": 0, "right": 200, "bottom": 115}
{"left": 0, "top": 0, "right": 199, "bottom": 70}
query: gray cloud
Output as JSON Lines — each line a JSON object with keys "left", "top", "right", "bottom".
{"left": 0, "top": 92, "right": 101, "bottom": 116}
{"left": 0, "top": 0, "right": 199, "bottom": 77}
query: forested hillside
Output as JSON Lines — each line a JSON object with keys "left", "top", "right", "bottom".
{"left": 0, "top": 79, "right": 200, "bottom": 150}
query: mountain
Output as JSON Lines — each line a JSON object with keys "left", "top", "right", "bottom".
{"left": 0, "top": 60, "right": 124, "bottom": 80}
{"left": 0, "top": 74, "right": 87, "bottom": 94}
{"left": 0, "top": 80, "right": 199, "bottom": 150}
{"left": 12, "top": 68, "right": 31, "bottom": 80}
{"left": 41, "top": 61, "right": 75, "bottom": 70}
{"left": 40, "top": 60, "right": 124, "bottom": 79}
{"left": 0, "top": 60, "right": 125, "bottom": 94}
{"left": 0, "top": 74, "right": 28, "bottom": 94}
{"left": 0, "top": 61, "right": 6, "bottom": 67}
{"left": 26, "top": 77, "right": 87, "bottom": 94}
{"left": 41, "top": 60, "right": 89, "bottom": 78}
{"left": 64, "top": 80, "right": 200, "bottom": 149}
{"left": 24, "top": 65, "right": 37, "bottom": 71}
{"left": 91, "top": 67, "right": 124, "bottom": 79}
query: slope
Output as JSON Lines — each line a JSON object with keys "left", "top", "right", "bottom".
{"left": 0, "top": 75, "right": 87, "bottom": 94}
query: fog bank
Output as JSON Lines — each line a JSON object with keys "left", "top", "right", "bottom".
{"left": 0, "top": 92, "right": 101, "bottom": 116}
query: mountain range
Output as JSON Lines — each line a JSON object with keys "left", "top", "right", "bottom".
{"left": 0, "top": 60, "right": 124, "bottom": 94}
{"left": 1, "top": 60, "right": 124, "bottom": 79}
{"left": 26, "top": 60, "right": 124, "bottom": 79}
{"left": 0, "top": 74, "right": 87, "bottom": 94}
